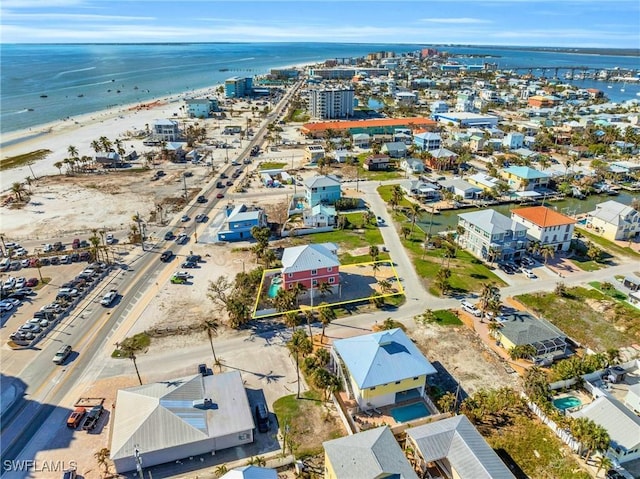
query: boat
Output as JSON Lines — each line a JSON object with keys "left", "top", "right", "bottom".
{"left": 27, "top": 108, "right": 34, "bottom": 111}
{"left": 219, "top": 68, "right": 229, "bottom": 72}
{"left": 77, "top": 94, "right": 84, "bottom": 97}
{"left": 40, "top": 94, "right": 47, "bottom": 98}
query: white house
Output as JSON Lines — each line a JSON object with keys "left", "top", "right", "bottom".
{"left": 511, "top": 206, "right": 576, "bottom": 252}
{"left": 502, "top": 132, "right": 525, "bottom": 150}
{"left": 587, "top": 200, "right": 640, "bottom": 241}
{"left": 303, "top": 204, "right": 337, "bottom": 228}
{"left": 400, "top": 158, "right": 425, "bottom": 175}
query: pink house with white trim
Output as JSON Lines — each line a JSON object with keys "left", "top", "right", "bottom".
{"left": 281, "top": 243, "right": 340, "bottom": 291}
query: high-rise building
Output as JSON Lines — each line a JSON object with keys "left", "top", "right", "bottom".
{"left": 308, "top": 86, "right": 354, "bottom": 120}
{"left": 224, "top": 76, "right": 253, "bottom": 98}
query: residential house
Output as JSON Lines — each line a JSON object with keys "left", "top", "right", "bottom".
{"left": 401, "top": 179, "right": 440, "bottom": 201}
{"left": 406, "top": 415, "right": 515, "bottom": 479}
{"left": 363, "top": 154, "right": 390, "bottom": 171}
{"left": 571, "top": 394, "right": 640, "bottom": 464}
{"left": 501, "top": 166, "right": 550, "bottom": 191}
{"left": 324, "top": 426, "right": 418, "bottom": 479}
{"left": 304, "top": 145, "right": 326, "bottom": 163}
{"left": 625, "top": 383, "right": 640, "bottom": 414}
{"left": 430, "top": 100, "right": 449, "bottom": 114}
{"left": 110, "top": 372, "right": 254, "bottom": 473}
{"left": 381, "top": 141, "right": 408, "bottom": 158}
{"left": 468, "top": 173, "right": 500, "bottom": 193}
{"left": 185, "top": 98, "right": 219, "bottom": 118}
{"left": 458, "top": 209, "right": 528, "bottom": 262}
{"left": 281, "top": 243, "right": 340, "bottom": 291}
{"left": 413, "top": 132, "right": 441, "bottom": 151}
{"left": 426, "top": 147, "right": 458, "bottom": 171}
{"left": 587, "top": 200, "right": 640, "bottom": 241}
{"left": 469, "top": 134, "right": 486, "bottom": 152}
{"left": 217, "top": 204, "right": 267, "bottom": 242}
{"left": 511, "top": 206, "right": 576, "bottom": 252}
{"left": 95, "top": 152, "right": 124, "bottom": 168}
{"left": 153, "top": 119, "right": 180, "bottom": 141}
{"left": 303, "top": 204, "right": 337, "bottom": 228}
{"left": 395, "top": 91, "right": 417, "bottom": 106}
{"left": 440, "top": 178, "right": 482, "bottom": 200}
{"left": 352, "top": 133, "right": 370, "bottom": 148}
{"left": 330, "top": 328, "right": 437, "bottom": 410}
{"left": 400, "top": 158, "right": 425, "bottom": 175}
{"left": 502, "top": 132, "right": 524, "bottom": 150}
{"left": 496, "top": 312, "right": 570, "bottom": 361}
{"left": 333, "top": 149, "right": 350, "bottom": 163}
{"left": 304, "top": 175, "right": 341, "bottom": 206}
{"left": 527, "top": 95, "right": 560, "bottom": 108}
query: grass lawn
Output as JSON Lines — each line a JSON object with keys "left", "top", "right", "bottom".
{"left": 295, "top": 222, "right": 384, "bottom": 253}
{"left": 516, "top": 286, "right": 640, "bottom": 350}
{"left": 1, "top": 149, "right": 51, "bottom": 171}
{"left": 377, "top": 184, "right": 412, "bottom": 208}
{"left": 569, "top": 255, "right": 604, "bottom": 271}
{"left": 401, "top": 230, "right": 505, "bottom": 295}
{"left": 589, "top": 281, "right": 628, "bottom": 301}
{"left": 111, "top": 332, "right": 151, "bottom": 357}
{"left": 273, "top": 391, "right": 344, "bottom": 458}
{"left": 576, "top": 227, "right": 640, "bottom": 259}
{"left": 484, "top": 414, "right": 590, "bottom": 479}
{"left": 258, "top": 161, "right": 288, "bottom": 170}
{"left": 357, "top": 166, "right": 403, "bottom": 181}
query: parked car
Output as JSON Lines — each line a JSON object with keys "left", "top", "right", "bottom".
{"left": 176, "top": 233, "right": 189, "bottom": 245}
{"left": 186, "top": 254, "right": 202, "bottom": 263}
{"left": 523, "top": 268, "right": 537, "bottom": 279}
{"left": 216, "top": 193, "right": 224, "bottom": 199}
{"left": 53, "top": 344, "right": 72, "bottom": 364}
{"left": 53, "top": 242, "right": 64, "bottom": 251}
{"left": 21, "top": 322, "right": 42, "bottom": 333}
{"left": 66, "top": 407, "right": 86, "bottom": 428}
{"left": 72, "top": 239, "right": 80, "bottom": 249}
{"left": 164, "top": 231, "right": 175, "bottom": 241}
{"left": 20, "top": 259, "right": 30, "bottom": 268}
{"left": 198, "top": 363, "right": 211, "bottom": 376}
{"left": 195, "top": 214, "right": 207, "bottom": 223}
{"left": 170, "top": 275, "right": 187, "bottom": 284}
{"left": 181, "top": 215, "right": 190, "bottom": 222}
{"left": 82, "top": 405, "right": 104, "bottom": 430}
{"left": 181, "top": 261, "right": 198, "bottom": 269}
{"left": 460, "top": 300, "right": 482, "bottom": 317}
{"left": 0, "top": 300, "right": 15, "bottom": 311}
{"left": 106, "top": 233, "right": 114, "bottom": 244}
{"left": 255, "top": 403, "right": 270, "bottom": 433}
{"left": 50, "top": 256, "right": 60, "bottom": 265}
{"left": 43, "top": 244, "right": 53, "bottom": 253}
{"left": 62, "top": 467, "right": 77, "bottom": 479}
{"left": 25, "top": 278, "right": 38, "bottom": 287}
{"left": 160, "top": 250, "right": 173, "bottom": 262}
{"left": 15, "top": 277, "right": 26, "bottom": 289}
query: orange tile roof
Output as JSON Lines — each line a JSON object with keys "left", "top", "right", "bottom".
{"left": 511, "top": 206, "right": 576, "bottom": 227}
{"left": 301, "top": 117, "right": 436, "bottom": 132}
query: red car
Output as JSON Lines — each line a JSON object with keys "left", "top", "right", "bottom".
{"left": 216, "top": 193, "right": 224, "bottom": 199}
{"left": 25, "top": 278, "right": 39, "bottom": 287}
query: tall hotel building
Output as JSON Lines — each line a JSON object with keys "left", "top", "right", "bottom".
{"left": 308, "top": 87, "right": 355, "bottom": 120}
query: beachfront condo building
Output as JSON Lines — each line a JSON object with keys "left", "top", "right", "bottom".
{"left": 308, "top": 86, "right": 354, "bottom": 120}
{"left": 225, "top": 76, "right": 253, "bottom": 98}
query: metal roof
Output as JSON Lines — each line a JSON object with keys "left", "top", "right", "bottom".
{"left": 303, "top": 174, "right": 341, "bottom": 189}
{"left": 458, "top": 209, "right": 527, "bottom": 237}
{"left": 406, "top": 415, "right": 515, "bottom": 479}
{"left": 333, "top": 328, "right": 436, "bottom": 389}
{"left": 281, "top": 243, "right": 340, "bottom": 274}
{"left": 323, "top": 426, "right": 418, "bottom": 479}
{"left": 110, "top": 372, "right": 254, "bottom": 461}
{"left": 571, "top": 395, "right": 640, "bottom": 451}
{"left": 220, "top": 466, "right": 278, "bottom": 479}
{"left": 590, "top": 200, "right": 636, "bottom": 224}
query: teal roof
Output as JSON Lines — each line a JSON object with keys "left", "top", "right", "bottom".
{"left": 503, "top": 166, "right": 549, "bottom": 179}
{"left": 333, "top": 329, "right": 436, "bottom": 389}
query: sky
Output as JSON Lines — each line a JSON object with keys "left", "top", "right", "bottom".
{"left": 1, "top": 0, "right": 639, "bottom": 48}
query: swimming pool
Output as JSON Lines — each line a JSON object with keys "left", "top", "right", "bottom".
{"left": 268, "top": 283, "right": 281, "bottom": 298}
{"left": 390, "top": 402, "right": 430, "bottom": 423}
{"left": 553, "top": 395, "right": 582, "bottom": 411}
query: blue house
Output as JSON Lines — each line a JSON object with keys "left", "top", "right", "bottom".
{"left": 304, "top": 175, "right": 341, "bottom": 207}
{"left": 217, "top": 204, "right": 267, "bottom": 242}
{"left": 413, "top": 132, "right": 441, "bottom": 151}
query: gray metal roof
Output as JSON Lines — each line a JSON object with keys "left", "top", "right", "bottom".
{"left": 281, "top": 243, "right": 340, "bottom": 274}
{"left": 571, "top": 395, "right": 640, "bottom": 451}
{"left": 333, "top": 328, "right": 436, "bottom": 389}
{"left": 590, "top": 200, "right": 636, "bottom": 225}
{"left": 406, "top": 415, "right": 515, "bottom": 479}
{"left": 498, "top": 312, "right": 566, "bottom": 346}
{"left": 323, "top": 426, "right": 418, "bottom": 479}
{"left": 303, "top": 174, "right": 341, "bottom": 189}
{"left": 458, "top": 209, "right": 527, "bottom": 237}
{"left": 110, "top": 371, "right": 254, "bottom": 461}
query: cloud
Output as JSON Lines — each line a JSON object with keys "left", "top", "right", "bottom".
{"left": 2, "top": 12, "right": 155, "bottom": 22}
{"left": 420, "top": 17, "right": 491, "bottom": 24}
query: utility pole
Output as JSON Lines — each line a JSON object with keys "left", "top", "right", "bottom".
{"left": 182, "top": 173, "right": 188, "bottom": 199}
{"left": 135, "top": 212, "right": 144, "bottom": 251}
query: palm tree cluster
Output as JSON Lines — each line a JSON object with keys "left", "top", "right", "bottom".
{"left": 388, "top": 185, "right": 404, "bottom": 211}
{"left": 459, "top": 387, "right": 527, "bottom": 429}
{"left": 569, "top": 417, "right": 610, "bottom": 463}
{"left": 528, "top": 241, "right": 556, "bottom": 264}
{"left": 207, "top": 269, "right": 263, "bottom": 328}
{"left": 549, "top": 352, "right": 613, "bottom": 382}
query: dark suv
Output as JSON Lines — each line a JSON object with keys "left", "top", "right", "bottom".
{"left": 255, "top": 403, "right": 269, "bottom": 433}
{"left": 160, "top": 250, "right": 173, "bottom": 262}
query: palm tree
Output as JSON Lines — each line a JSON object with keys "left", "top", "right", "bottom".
{"left": 11, "top": 182, "right": 26, "bottom": 201}
{"left": 94, "top": 448, "right": 111, "bottom": 477}
{"left": 201, "top": 318, "right": 219, "bottom": 363}
{"left": 372, "top": 262, "right": 381, "bottom": 278}
{"left": 478, "top": 282, "right": 500, "bottom": 317}
{"left": 605, "top": 348, "right": 621, "bottom": 366}
{"left": 248, "top": 456, "right": 267, "bottom": 467}
{"left": 595, "top": 455, "right": 613, "bottom": 476}
{"left": 287, "top": 329, "right": 312, "bottom": 399}
{"left": 54, "top": 161, "right": 64, "bottom": 175}
{"left": 400, "top": 225, "right": 412, "bottom": 239}
{"left": 214, "top": 465, "right": 229, "bottom": 478}
{"left": 437, "top": 391, "right": 457, "bottom": 413}
{"left": 318, "top": 281, "right": 332, "bottom": 298}
{"left": 89, "top": 230, "right": 101, "bottom": 262}
{"left": 378, "top": 279, "right": 393, "bottom": 294}
{"left": 318, "top": 303, "right": 336, "bottom": 343}
{"left": 488, "top": 321, "right": 502, "bottom": 338}
{"left": 409, "top": 202, "right": 422, "bottom": 232}
{"left": 284, "top": 311, "right": 299, "bottom": 332}
{"left": 369, "top": 245, "right": 380, "bottom": 262}
{"left": 90, "top": 139, "right": 102, "bottom": 155}
{"left": 540, "top": 244, "right": 555, "bottom": 265}
{"left": 434, "top": 267, "right": 451, "bottom": 295}
{"left": 118, "top": 340, "right": 144, "bottom": 385}
{"left": 67, "top": 145, "right": 79, "bottom": 159}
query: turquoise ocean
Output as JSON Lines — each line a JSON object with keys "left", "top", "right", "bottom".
{"left": 1, "top": 43, "right": 639, "bottom": 135}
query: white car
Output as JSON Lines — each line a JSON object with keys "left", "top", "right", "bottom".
{"left": 43, "top": 244, "right": 54, "bottom": 253}
{"left": 106, "top": 233, "right": 114, "bottom": 245}
{"left": 523, "top": 268, "right": 537, "bottom": 279}
{"left": 15, "top": 277, "right": 26, "bottom": 289}
{"left": 3, "top": 277, "right": 16, "bottom": 289}
{"left": 0, "top": 301, "right": 15, "bottom": 311}
{"left": 461, "top": 300, "right": 482, "bottom": 317}
{"left": 13, "top": 248, "right": 28, "bottom": 257}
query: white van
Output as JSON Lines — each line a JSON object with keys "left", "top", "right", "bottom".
{"left": 461, "top": 300, "right": 482, "bottom": 317}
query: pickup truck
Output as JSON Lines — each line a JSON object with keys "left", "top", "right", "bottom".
{"left": 100, "top": 289, "right": 118, "bottom": 306}
{"left": 82, "top": 405, "right": 104, "bottom": 431}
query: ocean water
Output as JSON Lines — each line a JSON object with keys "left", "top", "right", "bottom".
{"left": 1, "top": 43, "right": 638, "bottom": 135}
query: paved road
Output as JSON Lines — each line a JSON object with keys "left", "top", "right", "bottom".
{"left": 0, "top": 81, "right": 303, "bottom": 474}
